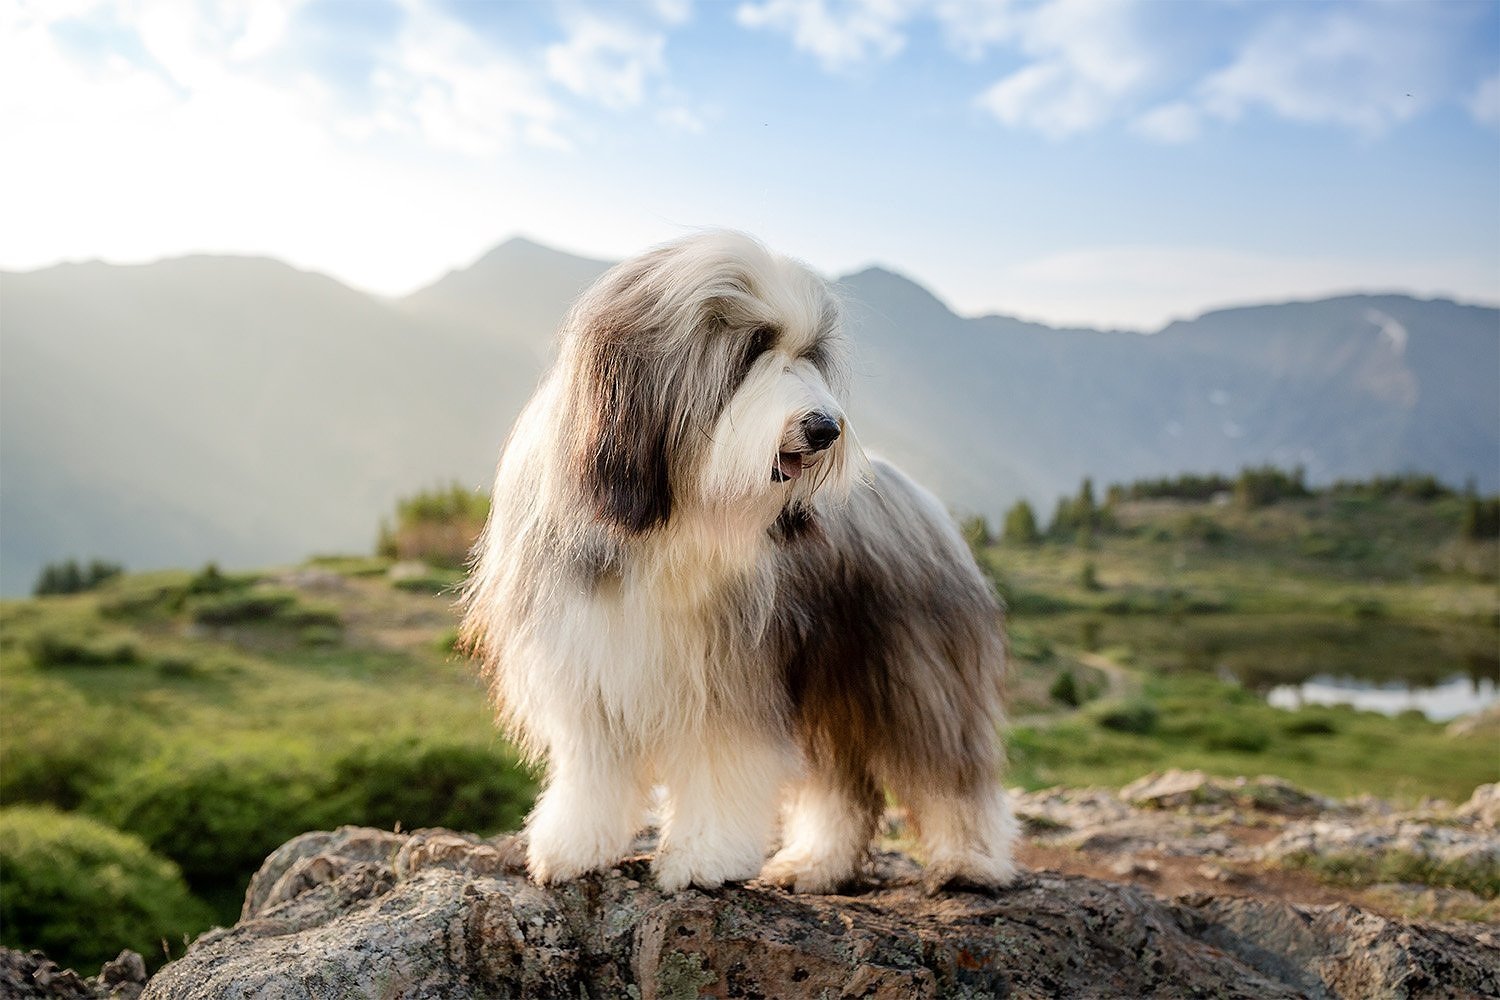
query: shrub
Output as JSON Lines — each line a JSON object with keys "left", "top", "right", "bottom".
{"left": 1001, "top": 501, "right": 1039, "bottom": 544}
{"left": 1283, "top": 713, "right": 1340, "bottom": 737}
{"left": 1087, "top": 698, "right": 1159, "bottom": 734}
{"left": 188, "top": 589, "right": 297, "bottom": 627}
{"left": 1235, "top": 464, "right": 1311, "bottom": 508}
{"left": 185, "top": 563, "right": 250, "bottom": 596}
{"left": 0, "top": 806, "right": 212, "bottom": 974}
{"left": 0, "top": 679, "right": 130, "bottom": 809}
{"left": 321, "top": 738, "right": 536, "bottom": 835}
{"left": 380, "top": 484, "right": 490, "bottom": 568}
{"left": 32, "top": 559, "right": 124, "bottom": 597}
{"left": 88, "top": 751, "right": 329, "bottom": 904}
{"left": 959, "top": 514, "right": 993, "bottom": 551}
{"left": 1203, "top": 721, "right": 1272, "bottom": 753}
{"left": 1049, "top": 669, "right": 1083, "bottom": 707}
{"left": 28, "top": 629, "right": 139, "bottom": 668}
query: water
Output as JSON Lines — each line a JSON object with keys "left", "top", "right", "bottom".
{"left": 1266, "top": 674, "right": 1499, "bottom": 721}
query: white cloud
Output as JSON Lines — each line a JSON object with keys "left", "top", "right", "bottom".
{"left": 545, "top": 16, "right": 666, "bottom": 110}
{"left": 1471, "top": 72, "right": 1500, "bottom": 128}
{"left": 733, "top": 0, "right": 1496, "bottom": 143}
{"left": 1196, "top": 7, "right": 1436, "bottom": 136}
{"left": 651, "top": 0, "right": 695, "bottom": 27}
{"left": 375, "top": 3, "right": 565, "bottom": 156}
{"left": 1132, "top": 100, "right": 1200, "bottom": 143}
{"left": 975, "top": 0, "right": 1154, "bottom": 137}
{"left": 735, "top": 0, "right": 913, "bottom": 72}
{"left": 657, "top": 105, "right": 707, "bottom": 133}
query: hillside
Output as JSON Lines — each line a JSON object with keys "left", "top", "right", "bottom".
{"left": 0, "top": 489, "right": 1495, "bottom": 978}
{"left": 2, "top": 240, "right": 1496, "bottom": 594}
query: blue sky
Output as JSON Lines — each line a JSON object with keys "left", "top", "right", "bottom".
{"left": 2, "top": 0, "right": 1497, "bottom": 329}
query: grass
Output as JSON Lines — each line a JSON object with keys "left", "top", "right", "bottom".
{"left": 1, "top": 486, "right": 1496, "bottom": 971}
{"left": 1279, "top": 849, "right": 1500, "bottom": 899}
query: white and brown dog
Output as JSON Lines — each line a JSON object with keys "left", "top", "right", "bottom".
{"left": 461, "top": 231, "right": 1015, "bottom": 893}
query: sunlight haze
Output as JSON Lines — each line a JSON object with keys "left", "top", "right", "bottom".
{"left": 2, "top": 0, "right": 1498, "bottom": 329}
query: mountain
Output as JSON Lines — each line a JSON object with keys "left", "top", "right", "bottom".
{"left": 1, "top": 242, "right": 1496, "bottom": 594}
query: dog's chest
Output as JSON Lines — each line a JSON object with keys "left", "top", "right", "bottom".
{"left": 560, "top": 559, "right": 770, "bottom": 731}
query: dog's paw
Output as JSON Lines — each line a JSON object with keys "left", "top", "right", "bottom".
{"left": 920, "top": 853, "right": 1018, "bottom": 896}
{"left": 651, "top": 846, "right": 760, "bottom": 892}
{"left": 759, "top": 848, "right": 857, "bottom": 894}
{"left": 526, "top": 837, "right": 618, "bottom": 885}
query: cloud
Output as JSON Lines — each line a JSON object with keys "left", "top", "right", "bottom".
{"left": 373, "top": 2, "right": 565, "bottom": 156}
{"left": 976, "top": 0, "right": 1155, "bottom": 137}
{"left": 1195, "top": 6, "right": 1439, "bottom": 136}
{"left": 1132, "top": 101, "right": 1200, "bottom": 143}
{"left": 1471, "top": 72, "right": 1500, "bottom": 128}
{"left": 733, "top": 0, "right": 1498, "bottom": 142}
{"left": 545, "top": 16, "right": 666, "bottom": 110}
{"left": 735, "top": 0, "right": 912, "bottom": 72}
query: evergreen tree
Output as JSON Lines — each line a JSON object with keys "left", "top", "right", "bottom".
{"left": 1002, "top": 500, "right": 1039, "bottom": 544}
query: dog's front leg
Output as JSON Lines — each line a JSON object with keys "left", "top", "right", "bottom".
{"left": 652, "top": 731, "right": 794, "bottom": 891}
{"left": 525, "top": 732, "right": 648, "bottom": 884}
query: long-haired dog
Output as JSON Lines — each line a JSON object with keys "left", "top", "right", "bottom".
{"left": 460, "top": 231, "right": 1016, "bottom": 893}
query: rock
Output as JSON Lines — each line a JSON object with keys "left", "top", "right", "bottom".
{"left": 1121, "top": 769, "right": 1334, "bottom": 816}
{"left": 1, "top": 949, "right": 147, "bottom": 1000}
{"left": 1015, "top": 786, "right": 1237, "bottom": 858}
{"left": 138, "top": 825, "right": 1500, "bottom": 1000}
{"left": 1258, "top": 814, "right": 1500, "bottom": 887}
{"left": 1181, "top": 895, "right": 1500, "bottom": 1000}
{"left": 1456, "top": 782, "right": 1500, "bottom": 830}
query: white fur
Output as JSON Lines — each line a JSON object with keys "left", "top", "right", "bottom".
{"left": 462, "top": 231, "right": 1013, "bottom": 894}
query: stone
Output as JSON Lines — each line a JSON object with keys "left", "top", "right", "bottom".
{"left": 135, "top": 825, "right": 1499, "bottom": 1000}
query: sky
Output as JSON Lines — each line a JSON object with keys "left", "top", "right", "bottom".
{"left": 2, "top": 0, "right": 1498, "bottom": 330}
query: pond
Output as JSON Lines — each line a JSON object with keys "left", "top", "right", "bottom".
{"left": 1266, "top": 674, "right": 1499, "bottom": 721}
{"left": 1019, "top": 612, "right": 1500, "bottom": 721}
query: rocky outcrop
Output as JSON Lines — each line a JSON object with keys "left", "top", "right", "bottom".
{"left": 1, "top": 949, "right": 146, "bottom": 1000}
{"left": 139, "top": 820, "right": 1499, "bottom": 1000}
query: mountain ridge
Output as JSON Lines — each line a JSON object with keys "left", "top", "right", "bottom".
{"left": 2, "top": 240, "right": 1495, "bottom": 594}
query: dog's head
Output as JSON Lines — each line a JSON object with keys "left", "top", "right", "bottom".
{"left": 557, "top": 230, "right": 866, "bottom": 536}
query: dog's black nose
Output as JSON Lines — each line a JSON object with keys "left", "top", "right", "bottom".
{"left": 802, "top": 413, "right": 841, "bottom": 452}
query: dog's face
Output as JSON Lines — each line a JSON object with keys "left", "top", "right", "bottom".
{"left": 560, "top": 231, "right": 864, "bottom": 536}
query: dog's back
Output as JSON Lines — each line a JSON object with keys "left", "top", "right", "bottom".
{"left": 773, "top": 457, "right": 1006, "bottom": 796}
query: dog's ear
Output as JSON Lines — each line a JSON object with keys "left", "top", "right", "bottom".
{"left": 572, "top": 336, "right": 674, "bottom": 534}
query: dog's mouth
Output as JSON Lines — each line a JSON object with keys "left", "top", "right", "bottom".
{"left": 771, "top": 451, "right": 821, "bottom": 483}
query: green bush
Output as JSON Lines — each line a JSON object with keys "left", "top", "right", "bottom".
{"left": 0, "top": 679, "right": 131, "bottom": 809}
{"left": 1087, "top": 698, "right": 1159, "bottom": 734}
{"left": 33, "top": 559, "right": 124, "bottom": 597}
{"left": 1203, "top": 721, "right": 1272, "bottom": 753}
{"left": 0, "top": 806, "right": 212, "bottom": 974}
{"left": 1282, "top": 712, "right": 1341, "bottom": 737}
{"left": 1049, "top": 669, "right": 1083, "bottom": 707}
{"left": 88, "top": 751, "right": 329, "bottom": 905}
{"left": 1002, "top": 500, "right": 1040, "bottom": 544}
{"left": 321, "top": 738, "right": 535, "bottom": 835}
{"left": 28, "top": 629, "right": 139, "bottom": 668}
{"left": 188, "top": 589, "right": 297, "bottom": 626}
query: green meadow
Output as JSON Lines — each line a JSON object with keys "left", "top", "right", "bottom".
{"left": 2, "top": 474, "right": 1497, "bottom": 972}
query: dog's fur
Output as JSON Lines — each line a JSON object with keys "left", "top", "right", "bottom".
{"left": 460, "top": 231, "right": 1016, "bottom": 892}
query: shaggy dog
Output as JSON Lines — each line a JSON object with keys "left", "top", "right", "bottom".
{"left": 460, "top": 231, "right": 1016, "bottom": 893}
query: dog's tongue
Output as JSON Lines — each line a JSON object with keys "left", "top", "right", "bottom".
{"left": 776, "top": 452, "right": 805, "bottom": 482}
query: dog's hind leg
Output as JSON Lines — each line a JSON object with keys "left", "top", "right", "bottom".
{"left": 900, "top": 776, "right": 1018, "bottom": 894}
{"left": 652, "top": 730, "right": 795, "bottom": 891}
{"left": 760, "top": 760, "right": 881, "bottom": 894}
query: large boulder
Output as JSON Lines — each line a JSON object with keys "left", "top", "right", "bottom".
{"left": 140, "top": 826, "right": 1500, "bottom": 1000}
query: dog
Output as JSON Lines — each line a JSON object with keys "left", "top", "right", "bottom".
{"left": 460, "top": 231, "right": 1016, "bottom": 893}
